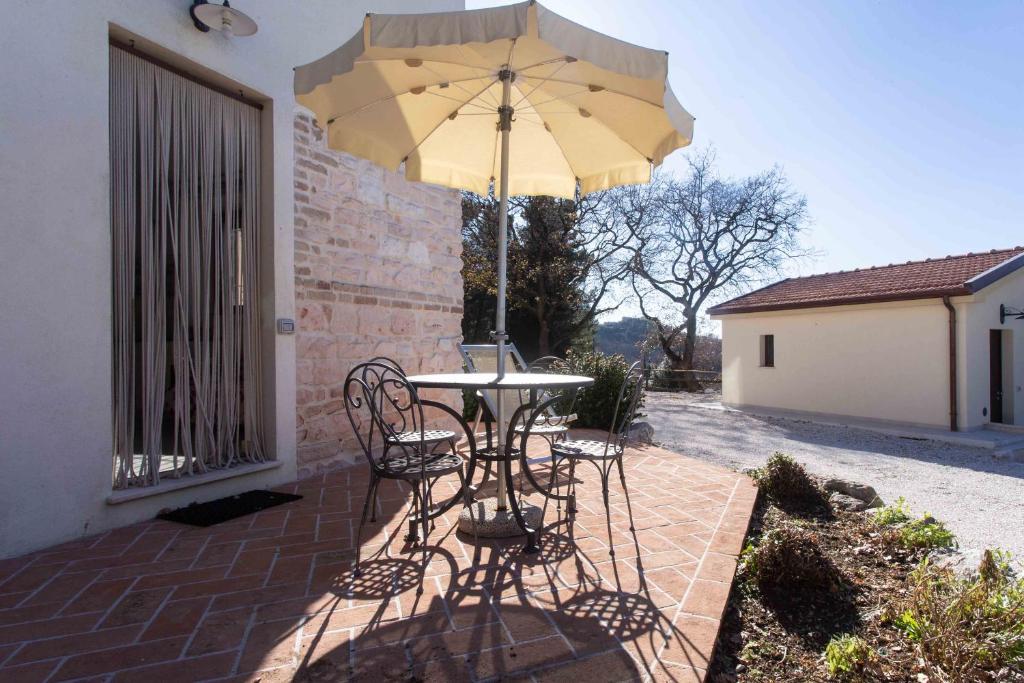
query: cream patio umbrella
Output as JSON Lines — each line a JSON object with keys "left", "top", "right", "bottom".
{"left": 294, "top": 0, "right": 693, "bottom": 513}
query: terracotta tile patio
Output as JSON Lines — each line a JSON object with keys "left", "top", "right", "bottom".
{"left": 0, "top": 434, "right": 756, "bottom": 682}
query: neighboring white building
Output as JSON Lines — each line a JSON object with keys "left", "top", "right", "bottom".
{"left": 0, "top": 0, "right": 463, "bottom": 559}
{"left": 709, "top": 248, "right": 1024, "bottom": 431}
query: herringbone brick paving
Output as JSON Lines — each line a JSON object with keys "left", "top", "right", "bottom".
{"left": 0, "top": 433, "right": 756, "bottom": 682}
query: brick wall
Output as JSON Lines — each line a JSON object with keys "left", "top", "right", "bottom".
{"left": 293, "top": 111, "right": 464, "bottom": 477}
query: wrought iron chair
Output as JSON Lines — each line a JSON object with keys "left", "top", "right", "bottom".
{"left": 513, "top": 355, "right": 578, "bottom": 448}
{"left": 550, "top": 361, "right": 645, "bottom": 535}
{"left": 368, "top": 356, "right": 459, "bottom": 459}
{"left": 343, "top": 361, "right": 475, "bottom": 589}
{"left": 458, "top": 343, "right": 529, "bottom": 452}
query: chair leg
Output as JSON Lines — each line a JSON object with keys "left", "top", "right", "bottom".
{"left": 458, "top": 469, "right": 478, "bottom": 539}
{"left": 368, "top": 478, "right": 380, "bottom": 523}
{"left": 406, "top": 482, "right": 421, "bottom": 544}
{"left": 566, "top": 458, "right": 577, "bottom": 514}
{"left": 616, "top": 455, "right": 635, "bottom": 532}
{"left": 353, "top": 474, "right": 377, "bottom": 577}
{"left": 418, "top": 478, "right": 430, "bottom": 594}
{"left": 550, "top": 452, "right": 561, "bottom": 510}
{"left": 599, "top": 462, "right": 615, "bottom": 557}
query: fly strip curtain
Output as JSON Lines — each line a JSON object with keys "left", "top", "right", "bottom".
{"left": 110, "top": 44, "right": 266, "bottom": 489}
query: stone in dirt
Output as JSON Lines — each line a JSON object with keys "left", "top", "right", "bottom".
{"left": 928, "top": 548, "right": 984, "bottom": 580}
{"left": 627, "top": 421, "right": 655, "bottom": 444}
{"left": 829, "top": 492, "right": 868, "bottom": 512}
{"left": 820, "top": 477, "right": 884, "bottom": 508}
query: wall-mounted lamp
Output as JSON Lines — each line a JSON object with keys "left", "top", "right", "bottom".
{"left": 999, "top": 304, "right": 1024, "bottom": 324}
{"left": 190, "top": 1, "right": 258, "bottom": 37}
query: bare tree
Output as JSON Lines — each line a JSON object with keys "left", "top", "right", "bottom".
{"left": 625, "top": 150, "right": 810, "bottom": 387}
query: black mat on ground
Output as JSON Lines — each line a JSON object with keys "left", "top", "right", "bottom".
{"left": 156, "top": 490, "right": 303, "bottom": 527}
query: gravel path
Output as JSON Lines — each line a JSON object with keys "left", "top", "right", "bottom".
{"left": 645, "top": 391, "right": 1024, "bottom": 561}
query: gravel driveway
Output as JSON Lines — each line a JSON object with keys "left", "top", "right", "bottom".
{"left": 645, "top": 391, "right": 1024, "bottom": 561}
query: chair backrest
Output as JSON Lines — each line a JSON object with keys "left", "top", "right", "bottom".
{"left": 367, "top": 356, "right": 407, "bottom": 375}
{"left": 343, "top": 361, "right": 425, "bottom": 470}
{"left": 527, "top": 356, "right": 578, "bottom": 422}
{"left": 458, "top": 343, "right": 530, "bottom": 430}
{"left": 458, "top": 343, "right": 527, "bottom": 375}
{"left": 607, "top": 361, "right": 646, "bottom": 452}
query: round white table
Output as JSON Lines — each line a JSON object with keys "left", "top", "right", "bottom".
{"left": 405, "top": 372, "right": 594, "bottom": 391}
{"left": 406, "top": 372, "right": 594, "bottom": 552}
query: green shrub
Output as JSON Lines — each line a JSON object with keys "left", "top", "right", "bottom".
{"left": 563, "top": 350, "right": 642, "bottom": 430}
{"left": 824, "top": 634, "right": 874, "bottom": 679}
{"left": 748, "top": 524, "right": 842, "bottom": 593}
{"left": 872, "top": 497, "right": 912, "bottom": 526}
{"left": 897, "top": 517, "right": 956, "bottom": 550}
{"left": 892, "top": 550, "right": 1024, "bottom": 679}
{"left": 751, "top": 453, "right": 828, "bottom": 510}
{"left": 461, "top": 388, "right": 479, "bottom": 421}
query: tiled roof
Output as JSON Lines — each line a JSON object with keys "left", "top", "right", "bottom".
{"left": 709, "top": 247, "right": 1024, "bottom": 315}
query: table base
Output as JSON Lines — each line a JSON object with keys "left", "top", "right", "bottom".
{"left": 458, "top": 497, "right": 542, "bottom": 540}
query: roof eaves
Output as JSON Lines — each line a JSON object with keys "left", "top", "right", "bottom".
{"left": 708, "top": 287, "right": 972, "bottom": 316}
{"left": 707, "top": 278, "right": 792, "bottom": 315}
{"left": 965, "top": 251, "right": 1024, "bottom": 293}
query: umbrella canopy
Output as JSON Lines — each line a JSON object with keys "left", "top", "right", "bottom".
{"left": 294, "top": 0, "right": 694, "bottom": 199}
{"left": 294, "top": 1, "right": 693, "bottom": 519}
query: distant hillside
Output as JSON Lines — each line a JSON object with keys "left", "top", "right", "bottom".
{"left": 594, "top": 317, "right": 721, "bottom": 371}
{"left": 594, "top": 317, "right": 654, "bottom": 363}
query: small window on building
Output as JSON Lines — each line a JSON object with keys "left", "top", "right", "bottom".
{"left": 760, "top": 334, "right": 775, "bottom": 368}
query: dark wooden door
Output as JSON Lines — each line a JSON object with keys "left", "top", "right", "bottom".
{"left": 990, "top": 330, "right": 1004, "bottom": 424}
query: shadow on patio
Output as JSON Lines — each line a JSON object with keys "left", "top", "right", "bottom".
{"left": 0, "top": 436, "right": 755, "bottom": 682}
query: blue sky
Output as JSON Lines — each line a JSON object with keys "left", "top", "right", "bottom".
{"left": 468, "top": 0, "right": 1024, "bottom": 287}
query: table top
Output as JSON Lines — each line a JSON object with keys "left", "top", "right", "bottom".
{"left": 406, "top": 372, "right": 594, "bottom": 390}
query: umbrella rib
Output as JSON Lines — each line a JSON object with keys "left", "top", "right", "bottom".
{"left": 424, "top": 90, "right": 495, "bottom": 113}
{"left": 353, "top": 57, "right": 495, "bottom": 73}
{"left": 511, "top": 60, "right": 571, "bottom": 109}
{"left": 514, "top": 56, "right": 573, "bottom": 72}
{"left": 326, "top": 76, "right": 498, "bottom": 124}
{"left": 402, "top": 79, "right": 500, "bottom": 162}
{"left": 420, "top": 62, "right": 500, "bottom": 109}
{"left": 522, "top": 88, "right": 591, "bottom": 110}
{"left": 517, "top": 81, "right": 653, "bottom": 182}
{"left": 518, "top": 75, "right": 667, "bottom": 110}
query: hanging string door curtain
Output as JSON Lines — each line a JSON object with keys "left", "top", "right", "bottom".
{"left": 109, "top": 44, "right": 266, "bottom": 489}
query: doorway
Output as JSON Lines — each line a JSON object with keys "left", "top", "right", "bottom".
{"left": 990, "top": 329, "right": 1010, "bottom": 424}
{"left": 109, "top": 43, "right": 267, "bottom": 489}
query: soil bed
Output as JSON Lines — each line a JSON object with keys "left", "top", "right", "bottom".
{"left": 709, "top": 499, "right": 946, "bottom": 682}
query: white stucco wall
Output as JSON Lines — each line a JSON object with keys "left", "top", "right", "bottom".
{"left": 716, "top": 270, "right": 1024, "bottom": 431}
{"left": 960, "top": 269, "right": 1024, "bottom": 429}
{"left": 0, "top": 0, "right": 460, "bottom": 559}
{"left": 715, "top": 299, "right": 956, "bottom": 428}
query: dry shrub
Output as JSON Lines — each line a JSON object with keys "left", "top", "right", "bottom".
{"left": 891, "top": 550, "right": 1024, "bottom": 680}
{"left": 748, "top": 523, "right": 842, "bottom": 594}
{"left": 752, "top": 452, "right": 829, "bottom": 512}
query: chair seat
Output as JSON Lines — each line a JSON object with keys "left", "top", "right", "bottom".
{"left": 378, "top": 453, "right": 463, "bottom": 479}
{"left": 386, "top": 429, "right": 456, "bottom": 445}
{"left": 514, "top": 422, "right": 569, "bottom": 435}
{"left": 552, "top": 439, "right": 622, "bottom": 461}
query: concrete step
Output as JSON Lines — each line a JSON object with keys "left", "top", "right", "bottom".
{"left": 992, "top": 437, "right": 1024, "bottom": 462}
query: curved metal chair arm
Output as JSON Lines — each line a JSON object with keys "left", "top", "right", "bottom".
{"left": 513, "top": 395, "right": 573, "bottom": 503}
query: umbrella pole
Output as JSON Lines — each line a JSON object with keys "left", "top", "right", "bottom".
{"left": 494, "top": 68, "right": 513, "bottom": 510}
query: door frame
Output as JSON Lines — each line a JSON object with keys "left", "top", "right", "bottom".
{"left": 990, "top": 329, "right": 1005, "bottom": 424}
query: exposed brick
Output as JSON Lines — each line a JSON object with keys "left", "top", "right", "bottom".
{"left": 292, "top": 111, "right": 463, "bottom": 476}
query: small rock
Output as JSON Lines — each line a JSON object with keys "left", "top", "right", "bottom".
{"left": 821, "top": 478, "right": 884, "bottom": 507}
{"left": 627, "top": 421, "right": 655, "bottom": 444}
{"left": 735, "top": 664, "right": 747, "bottom": 673}
{"left": 829, "top": 492, "right": 868, "bottom": 511}
{"left": 928, "top": 548, "right": 986, "bottom": 581}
